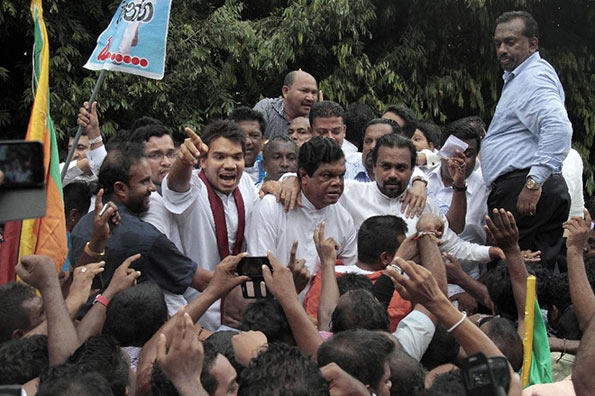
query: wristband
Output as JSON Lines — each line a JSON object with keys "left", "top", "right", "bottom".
{"left": 88, "top": 135, "right": 103, "bottom": 145}
{"left": 447, "top": 311, "right": 467, "bottom": 333}
{"left": 94, "top": 294, "right": 109, "bottom": 307}
{"left": 84, "top": 242, "right": 105, "bottom": 260}
{"left": 411, "top": 176, "right": 428, "bottom": 186}
{"left": 415, "top": 231, "right": 438, "bottom": 243}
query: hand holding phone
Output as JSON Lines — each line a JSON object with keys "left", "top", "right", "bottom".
{"left": 237, "top": 257, "right": 273, "bottom": 299}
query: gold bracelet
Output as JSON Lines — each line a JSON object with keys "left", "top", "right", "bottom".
{"left": 84, "top": 242, "right": 105, "bottom": 260}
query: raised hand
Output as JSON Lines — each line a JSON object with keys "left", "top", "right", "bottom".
{"left": 262, "top": 250, "right": 299, "bottom": 303}
{"left": 68, "top": 261, "right": 105, "bottom": 303}
{"left": 177, "top": 127, "right": 209, "bottom": 166}
{"left": 401, "top": 180, "right": 427, "bottom": 218}
{"left": 91, "top": 188, "right": 120, "bottom": 244}
{"left": 205, "top": 253, "right": 249, "bottom": 298}
{"left": 104, "top": 253, "right": 142, "bottom": 299}
{"left": 16, "top": 255, "right": 59, "bottom": 291}
{"left": 385, "top": 257, "right": 444, "bottom": 308}
{"left": 77, "top": 101, "right": 101, "bottom": 140}
{"left": 484, "top": 208, "right": 520, "bottom": 251}
{"left": 287, "top": 240, "right": 311, "bottom": 294}
{"left": 416, "top": 213, "right": 444, "bottom": 238}
{"left": 564, "top": 209, "right": 592, "bottom": 252}
{"left": 446, "top": 150, "right": 467, "bottom": 188}
{"left": 314, "top": 222, "right": 338, "bottom": 268}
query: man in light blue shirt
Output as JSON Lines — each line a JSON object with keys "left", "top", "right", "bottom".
{"left": 482, "top": 11, "right": 571, "bottom": 269}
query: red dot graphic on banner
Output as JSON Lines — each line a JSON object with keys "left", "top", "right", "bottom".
{"left": 140, "top": 59, "right": 148, "bottom": 67}
{"left": 116, "top": 54, "right": 123, "bottom": 62}
{"left": 111, "top": 54, "right": 116, "bottom": 61}
{"left": 132, "top": 57, "right": 140, "bottom": 65}
{"left": 123, "top": 55, "right": 131, "bottom": 64}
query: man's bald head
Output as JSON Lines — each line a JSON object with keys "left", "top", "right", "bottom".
{"left": 282, "top": 71, "right": 318, "bottom": 120}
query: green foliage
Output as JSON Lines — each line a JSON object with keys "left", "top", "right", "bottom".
{"left": 1, "top": 0, "right": 593, "bottom": 194}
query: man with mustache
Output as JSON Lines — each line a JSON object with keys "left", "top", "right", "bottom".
{"left": 246, "top": 136, "right": 357, "bottom": 282}
{"left": 254, "top": 70, "right": 318, "bottom": 139}
{"left": 482, "top": 11, "right": 572, "bottom": 270}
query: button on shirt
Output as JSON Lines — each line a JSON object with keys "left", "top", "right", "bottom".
{"left": 253, "top": 97, "right": 290, "bottom": 140}
{"left": 246, "top": 192, "right": 357, "bottom": 275}
{"left": 481, "top": 52, "right": 572, "bottom": 185}
{"left": 338, "top": 180, "right": 491, "bottom": 263}
{"left": 161, "top": 171, "right": 259, "bottom": 330}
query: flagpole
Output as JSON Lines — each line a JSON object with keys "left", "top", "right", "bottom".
{"left": 60, "top": 69, "right": 107, "bottom": 182}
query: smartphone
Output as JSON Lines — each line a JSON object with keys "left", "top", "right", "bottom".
{"left": 237, "top": 256, "right": 272, "bottom": 299}
{"left": 461, "top": 353, "right": 510, "bottom": 396}
{"left": 0, "top": 141, "right": 44, "bottom": 189}
{"left": 0, "top": 141, "right": 46, "bottom": 222}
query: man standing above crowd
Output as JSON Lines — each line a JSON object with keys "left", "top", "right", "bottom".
{"left": 162, "top": 120, "right": 260, "bottom": 330}
{"left": 254, "top": 70, "right": 318, "bottom": 139}
{"left": 481, "top": 11, "right": 572, "bottom": 269}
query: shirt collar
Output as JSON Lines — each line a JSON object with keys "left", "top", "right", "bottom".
{"left": 272, "top": 98, "right": 289, "bottom": 122}
{"left": 300, "top": 191, "right": 329, "bottom": 214}
{"left": 503, "top": 51, "right": 540, "bottom": 82}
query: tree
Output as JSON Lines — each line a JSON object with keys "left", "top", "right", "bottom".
{"left": 1, "top": 0, "right": 593, "bottom": 194}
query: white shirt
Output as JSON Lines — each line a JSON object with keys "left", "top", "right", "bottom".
{"left": 562, "top": 148, "right": 584, "bottom": 220}
{"left": 59, "top": 160, "right": 97, "bottom": 187}
{"left": 246, "top": 192, "right": 357, "bottom": 276}
{"left": 161, "top": 170, "right": 259, "bottom": 330}
{"left": 85, "top": 145, "right": 108, "bottom": 176}
{"left": 339, "top": 180, "right": 492, "bottom": 263}
{"left": 426, "top": 165, "right": 490, "bottom": 245}
{"left": 341, "top": 139, "right": 359, "bottom": 155}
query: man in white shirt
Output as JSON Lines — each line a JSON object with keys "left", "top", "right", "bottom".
{"left": 309, "top": 101, "right": 357, "bottom": 155}
{"left": 162, "top": 120, "right": 260, "bottom": 330}
{"left": 246, "top": 136, "right": 357, "bottom": 279}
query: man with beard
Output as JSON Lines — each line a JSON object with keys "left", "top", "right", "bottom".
{"left": 246, "top": 136, "right": 357, "bottom": 279}
{"left": 69, "top": 143, "right": 204, "bottom": 303}
{"left": 162, "top": 120, "right": 260, "bottom": 330}
{"left": 254, "top": 70, "right": 318, "bottom": 139}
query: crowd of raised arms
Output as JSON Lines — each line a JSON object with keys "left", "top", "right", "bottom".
{"left": 1, "top": 9, "right": 595, "bottom": 396}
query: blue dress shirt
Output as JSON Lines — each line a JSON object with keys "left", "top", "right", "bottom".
{"left": 481, "top": 52, "right": 572, "bottom": 185}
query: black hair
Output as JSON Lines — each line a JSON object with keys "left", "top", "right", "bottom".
{"left": 130, "top": 116, "right": 164, "bottom": 132}
{"left": 441, "top": 117, "right": 483, "bottom": 150}
{"left": 317, "top": 329, "right": 394, "bottom": 391}
{"left": 331, "top": 289, "right": 390, "bottom": 333}
{"left": 388, "top": 348, "right": 426, "bottom": 395}
{"left": 239, "top": 342, "right": 328, "bottom": 396}
{"left": 495, "top": 11, "right": 539, "bottom": 39}
{"left": 230, "top": 106, "right": 266, "bottom": 137}
{"left": 344, "top": 102, "right": 376, "bottom": 150}
{"left": 337, "top": 273, "right": 373, "bottom": 295}
{"left": 533, "top": 269, "right": 571, "bottom": 313}
{"left": 357, "top": 215, "right": 407, "bottom": 265}
{"left": 98, "top": 142, "right": 146, "bottom": 196}
{"left": 103, "top": 282, "right": 168, "bottom": 347}
{"left": 556, "top": 306, "right": 582, "bottom": 340}
{"left": 262, "top": 135, "right": 298, "bottom": 161}
{"left": 371, "top": 133, "right": 416, "bottom": 169}
{"left": 38, "top": 365, "right": 114, "bottom": 396}
{"left": 67, "top": 335, "right": 129, "bottom": 396}
{"left": 480, "top": 317, "right": 523, "bottom": 371}
{"left": 201, "top": 119, "right": 246, "bottom": 155}
{"left": 297, "top": 136, "right": 344, "bottom": 178}
{"left": 383, "top": 104, "right": 418, "bottom": 137}
{"left": 63, "top": 182, "right": 92, "bottom": 216}
{"left": 0, "top": 282, "right": 38, "bottom": 342}
{"left": 204, "top": 331, "right": 244, "bottom": 377}
{"left": 416, "top": 120, "right": 442, "bottom": 148}
{"left": 420, "top": 324, "right": 460, "bottom": 371}
{"left": 241, "top": 299, "right": 292, "bottom": 344}
{"left": 0, "top": 335, "right": 48, "bottom": 385}
{"left": 309, "top": 100, "right": 345, "bottom": 127}
{"left": 104, "top": 130, "right": 131, "bottom": 152}
{"left": 365, "top": 118, "right": 402, "bottom": 136}
{"left": 130, "top": 124, "right": 172, "bottom": 144}
{"left": 151, "top": 342, "right": 220, "bottom": 396}
{"left": 425, "top": 370, "right": 465, "bottom": 396}
{"left": 483, "top": 259, "right": 534, "bottom": 320}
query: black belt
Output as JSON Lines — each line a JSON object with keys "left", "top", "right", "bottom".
{"left": 493, "top": 169, "right": 529, "bottom": 184}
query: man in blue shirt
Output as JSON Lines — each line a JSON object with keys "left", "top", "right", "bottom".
{"left": 482, "top": 11, "right": 572, "bottom": 269}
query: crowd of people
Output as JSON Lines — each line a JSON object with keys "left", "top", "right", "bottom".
{"left": 1, "top": 10, "right": 595, "bottom": 396}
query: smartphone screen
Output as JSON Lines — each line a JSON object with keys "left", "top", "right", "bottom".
{"left": 0, "top": 141, "right": 45, "bottom": 189}
{"left": 237, "top": 257, "right": 272, "bottom": 299}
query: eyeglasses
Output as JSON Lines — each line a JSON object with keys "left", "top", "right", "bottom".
{"left": 146, "top": 151, "right": 176, "bottom": 160}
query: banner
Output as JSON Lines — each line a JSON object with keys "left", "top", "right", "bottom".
{"left": 84, "top": 0, "right": 172, "bottom": 79}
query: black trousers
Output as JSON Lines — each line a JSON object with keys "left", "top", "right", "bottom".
{"left": 488, "top": 170, "right": 570, "bottom": 270}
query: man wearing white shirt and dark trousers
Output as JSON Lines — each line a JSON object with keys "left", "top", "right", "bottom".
{"left": 162, "top": 120, "right": 260, "bottom": 330}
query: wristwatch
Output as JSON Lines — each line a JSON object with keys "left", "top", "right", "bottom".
{"left": 452, "top": 182, "right": 467, "bottom": 192}
{"left": 525, "top": 177, "right": 541, "bottom": 191}
{"left": 88, "top": 135, "right": 103, "bottom": 145}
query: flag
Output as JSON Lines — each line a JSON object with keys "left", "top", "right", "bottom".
{"left": 17, "top": 0, "right": 68, "bottom": 271}
{"left": 84, "top": 0, "right": 172, "bottom": 79}
{"left": 521, "top": 276, "right": 552, "bottom": 387}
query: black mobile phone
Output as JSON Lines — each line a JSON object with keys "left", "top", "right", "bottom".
{"left": 0, "top": 141, "right": 44, "bottom": 189}
{"left": 0, "top": 141, "right": 47, "bottom": 222}
{"left": 461, "top": 353, "right": 510, "bottom": 396}
{"left": 237, "top": 256, "right": 272, "bottom": 299}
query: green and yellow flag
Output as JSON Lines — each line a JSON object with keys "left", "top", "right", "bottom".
{"left": 19, "top": 0, "right": 68, "bottom": 269}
